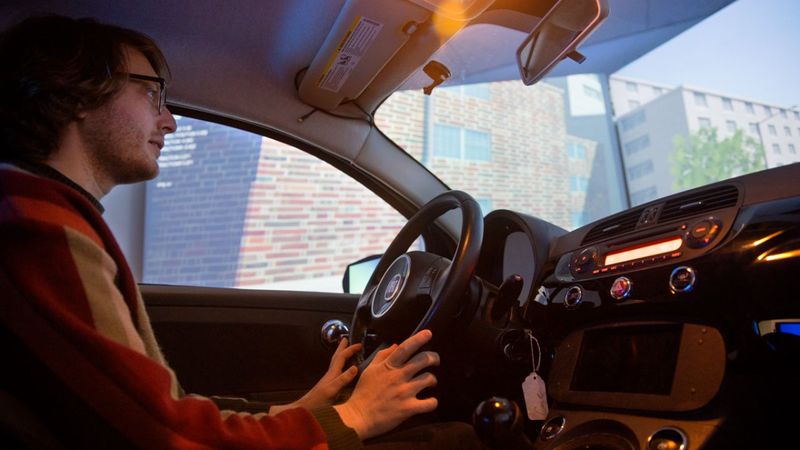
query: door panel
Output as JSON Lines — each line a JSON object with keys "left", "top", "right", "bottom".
{"left": 142, "top": 284, "right": 357, "bottom": 404}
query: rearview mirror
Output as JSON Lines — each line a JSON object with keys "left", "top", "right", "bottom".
{"left": 516, "top": 0, "right": 608, "bottom": 86}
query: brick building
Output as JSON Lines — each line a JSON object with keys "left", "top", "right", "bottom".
{"left": 145, "top": 80, "right": 596, "bottom": 291}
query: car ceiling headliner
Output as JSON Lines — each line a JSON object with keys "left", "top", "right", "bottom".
{"left": 1, "top": 0, "right": 733, "bottom": 166}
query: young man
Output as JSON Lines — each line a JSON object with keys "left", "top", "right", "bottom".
{"left": 0, "top": 15, "right": 481, "bottom": 449}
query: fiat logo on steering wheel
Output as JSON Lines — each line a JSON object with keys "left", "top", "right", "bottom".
{"left": 384, "top": 274, "right": 403, "bottom": 301}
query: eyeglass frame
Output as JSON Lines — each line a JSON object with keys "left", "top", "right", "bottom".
{"left": 125, "top": 73, "right": 167, "bottom": 114}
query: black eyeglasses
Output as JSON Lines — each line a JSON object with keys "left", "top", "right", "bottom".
{"left": 126, "top": 73, "right": 167, "bottom": 114}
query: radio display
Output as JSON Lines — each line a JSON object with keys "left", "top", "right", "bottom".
{"left": 570, "top": 324, "right": 682, "bottom": 394}
{"left": 604, "top": 236, "right": 682, "bottom": 266}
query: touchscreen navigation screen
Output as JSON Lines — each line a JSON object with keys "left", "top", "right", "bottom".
{"left": 570, "top": 324, "right": 682, "bottom": 395}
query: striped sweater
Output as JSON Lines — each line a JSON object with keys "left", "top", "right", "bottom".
{"left": 0, "top": 164, "right": 361, "bottom": 449}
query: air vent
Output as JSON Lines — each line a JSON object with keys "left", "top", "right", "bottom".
{"left": 581, "top": 207, "right": 644, "bottom": 244}
{"left": 659, "top": 185, "right": 739, "bottom": 223}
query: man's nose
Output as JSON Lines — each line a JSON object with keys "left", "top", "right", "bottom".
{"left": 160, "top": 107, "right": 177, "bottom": 134}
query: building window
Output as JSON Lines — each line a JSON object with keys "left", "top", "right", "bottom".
{"left": 442, "top": 83, "right": 490, "bottom": 100}
{"left": 626, "top": 81, "right": 638, "bottom": 93}
{"left": 772, "top": 144, "right": 781, "bottom": 154}
{"left": 620, "top": 110, "right": 647, "bottom": 131}
{"left": 785, "top": 126, "right": 792, "bottom": 136}
{"left": 768, "top": 124, "right": 777, "bottom": 136}
{"left": 630, "top": 186, "right": 658, "bottom": 205}
{"left": 694, "top": 92, "right": 707, "bottom": 107}
{"left": 433, "top": 123, "right": 491, "bottom": 161}
{"left": 567, "top": 142, "right": 587, "bottom": 160}
{"left": 745, "top": 102, "right": 755, "bottom": 114}
{"left": 570, "top": 176, "right": 589, "bottom": 193}
{"left": 628, "top": 100, "right": 640, "bottom": 109}
{"left": 722, "top": 97, "right": 733, "bottom": 111}
{"left": 624, "top": 135, "right": 650, "bottom": 156}
{"left": 749, "top": 123, "right": 758, "bottom": 135}
{"left": 627, "top": 160, "right": 654, "bottom": 180}
{"left": 461, "top": 83, "right": 490, "bottom": 99}
{"left": 764, "top": 105, "right": 772, "bottom": 115}
{"left": 583, "top": 84, "right": 602, "bottom": 100}
{"left": 789, "top": 144, "right": 797, "bottom": 154}
{"left": 726, "top": 120, "right": 737, "bottom": 132}
{"left": 780, "top": 109, "right": 787, "bottom": 119}
{"left": 698, "top": 117, "right": 712, "bottom": 129}
{"left": 795, "top": 111, "right": 800, "bottom": 120}
{"left": 652, "top": 86, "right": 664, "bottom": 95}
{"left": 464, "top": 129, "right": 491, "bottom": 161}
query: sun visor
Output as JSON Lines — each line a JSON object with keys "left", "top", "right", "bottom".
{"left": 298, "top": 0, "right": 495, "bottom": 111}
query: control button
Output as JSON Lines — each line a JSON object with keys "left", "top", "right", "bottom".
{"left": 592, "top": 269, "right": 600, "bottom": 274}
{"left": 691, "top": 221, "right": 711, "bottom": 238}
{"left": 648, "top": 427, "right": 687, "bottom": 450}
{"left": 540, "top": 416, "right": 566, "bottom": 441}
{"left": 670, "top": 266, "right": 696, "bottom": 293}
{"left": 572, "top": 247, "right": 597, "bottom": 271}
{"left": 610, "top": 276, "right": 632, "bottom": 300}
{"left": 686, "top": 217, "right": 722, "bottom": 248}
{"left": 564, "top": 285, "right": 583, "bottom": 308}
{"left": 670, "top": 251, "right": 682, "bottom": 258}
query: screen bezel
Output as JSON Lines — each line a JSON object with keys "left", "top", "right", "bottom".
{"left": 548, "top": 322, "right": 725, "bottom": 412}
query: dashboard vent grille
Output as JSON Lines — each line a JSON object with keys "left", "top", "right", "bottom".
{"left": 581, "top": 208, "right": 644, "bottom": 244}
{"left": 659, "top": 185, "right": 739, "bottom": 223}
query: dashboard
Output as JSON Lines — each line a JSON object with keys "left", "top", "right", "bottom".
{"left": 475, "top": 163, "right": 800, "bottom": 450}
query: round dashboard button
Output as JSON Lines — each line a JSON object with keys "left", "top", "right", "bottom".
{"left": 564, "top": 285, "right": 583, "bottom": 308}
{"left": 573, "top": 247, "right": 597, "bottom": 270}
{"left": 686, "top": 217, "right": 722, "bottom": 248}
{"left": 670, "top": 266, "right": 696, "bottom": 293}
{"left": 540, "top": 416, "right": 566, "bottom": 441}
{"left": 610, "top": 276, "right": 632, "bottom": 300}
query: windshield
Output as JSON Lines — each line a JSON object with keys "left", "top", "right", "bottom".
{"left": 375, "top": 0, "right": 800, "bottom": 231}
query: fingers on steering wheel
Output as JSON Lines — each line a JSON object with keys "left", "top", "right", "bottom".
{"left": 385, "top": 330, "right": 433, "bottom": 368}
{"left": 400, "top": 350, "right": 440, "bottom": 376}
{"left": 408, "top": 371, "right": 438, "bottom": 392}
{"left": 331, "top": 339, "right": 362, "bottom": 370}
{"left": 408, "top": 396, "right": 438, "bottom": 415}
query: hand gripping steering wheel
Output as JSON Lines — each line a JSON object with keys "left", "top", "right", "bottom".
{"left": 349, "top": 190, "right": 483, "bottom": 368}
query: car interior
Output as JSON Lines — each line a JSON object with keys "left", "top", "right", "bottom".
{"left": 2, "top": 0, "right": 799, "bottom": 449}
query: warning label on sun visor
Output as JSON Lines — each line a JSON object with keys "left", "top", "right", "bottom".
{"left": 318, "top": 16, "right": 383, "bottom": 93}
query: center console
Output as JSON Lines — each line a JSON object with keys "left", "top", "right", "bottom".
{"left": 536, "top": 322, "right": 725, "bottom": 450}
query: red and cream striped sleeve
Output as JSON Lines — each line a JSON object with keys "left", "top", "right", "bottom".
{"left": 0, "top": 171, "right": 359, "bottom": 449}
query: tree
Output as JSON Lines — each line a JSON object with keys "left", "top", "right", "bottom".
{"left": 670, "top": 127, "right": 765, "bottom": 191}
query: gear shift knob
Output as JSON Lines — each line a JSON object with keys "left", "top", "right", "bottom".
{"left": 472, "top": 397, "right": 533, "bottom": 449}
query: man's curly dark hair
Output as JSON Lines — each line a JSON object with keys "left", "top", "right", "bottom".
{"left": 0, "top": 15, "right": 170, "bottom": 163}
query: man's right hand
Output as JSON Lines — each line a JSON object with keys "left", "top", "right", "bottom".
{"left": 333, "top": 329, "right": 439, "bottom": 441}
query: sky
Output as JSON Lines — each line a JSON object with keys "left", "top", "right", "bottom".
{"left": 615, "top": 0, "right": 800, "bottom": 108}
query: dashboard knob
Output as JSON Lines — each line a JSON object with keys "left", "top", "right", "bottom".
{"left": 564, "top": 285, "right": 583, "bottom": 308}
{"left": 610, "top": 276, "right": 632, "bottom": 300}
{"left": 669, "top": 266, "right": 696, "bottom": 293}
{"left": 685, "top": 217, "right": 722, "bottom": 248}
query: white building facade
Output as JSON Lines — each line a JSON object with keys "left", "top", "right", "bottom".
{"left": 610, "top": 75, "right": 800, "bottom": 205}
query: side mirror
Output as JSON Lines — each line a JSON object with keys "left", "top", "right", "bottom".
{"left": 342, "top": 254, "right": 382, "bottom": 294}
{"left": 516, "top": 0, "right": 609, "bottom": 86}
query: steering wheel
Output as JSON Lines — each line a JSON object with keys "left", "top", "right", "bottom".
{"left": 349, "top": 190, "right": 483, "bottom": 368}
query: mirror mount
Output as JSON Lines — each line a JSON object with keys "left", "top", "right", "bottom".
{"left": 516, "top": 0, "right": 608, "bottom": 86}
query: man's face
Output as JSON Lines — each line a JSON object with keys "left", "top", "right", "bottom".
{"left": 79, "top": 46, "right": 176, "bottom": 189}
